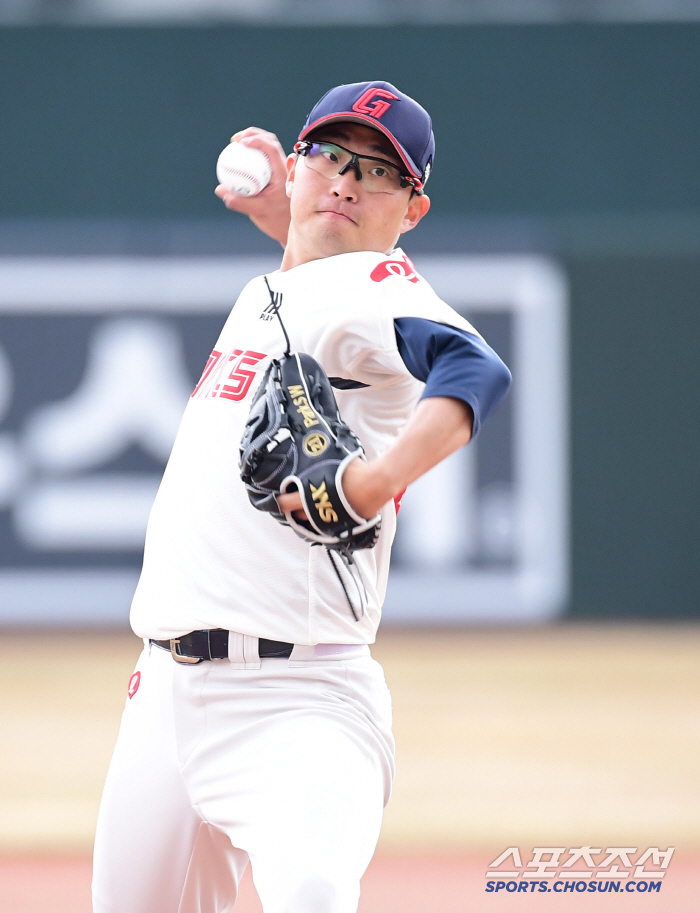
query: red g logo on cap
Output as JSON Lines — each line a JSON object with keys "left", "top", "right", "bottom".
{"left": 352, "top": 88, "right": 398, "bottom": 119}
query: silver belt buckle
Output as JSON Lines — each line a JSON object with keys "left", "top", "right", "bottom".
{"left": 169, "top": 638, "right": 202, "bottom": 664}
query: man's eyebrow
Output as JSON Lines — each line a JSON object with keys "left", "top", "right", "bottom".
{"left": 322, "top": 128, "right": 351, "bottom": 143}
{"left": 368, "top": 142, "right": 395, "bottom": 156}
{"left": 317, "top": 128, "right": 399, "bottom": 161}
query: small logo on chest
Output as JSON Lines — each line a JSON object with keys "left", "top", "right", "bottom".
{"left": 261, "top": 289, "right": 283, "bottom": 321}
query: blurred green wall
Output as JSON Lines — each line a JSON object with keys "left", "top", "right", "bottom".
{"left": 569, "top": 255, "right": 699, "bottom": 619}
{"left": 1, "top": 25, "right": 699, "bottom": 618}
{"left": 2, "top": 25, "right": 700, "bottom": 217}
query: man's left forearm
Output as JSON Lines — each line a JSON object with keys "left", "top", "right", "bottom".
{"left": 277, "top": 396, "right": 472, "bottom": 519}
{"left": 343, "top": 395, "right": 473, "bottom": 518}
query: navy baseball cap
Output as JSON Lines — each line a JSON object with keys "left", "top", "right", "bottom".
{"left": 298, "top": 81, "right": 435, "bottom": 191}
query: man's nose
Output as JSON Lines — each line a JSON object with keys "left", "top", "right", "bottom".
{"left": 331, "top": 165, "right": 360, "bottom": 201}
{"left": 332, "top": 163, "right": 360, "bottom": 200}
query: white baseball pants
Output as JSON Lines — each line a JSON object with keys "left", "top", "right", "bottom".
{"left": 92, "top": 640, "right": 395, "bottom": 913}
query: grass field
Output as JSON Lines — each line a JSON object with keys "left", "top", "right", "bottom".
{"left": 1, "top": 624, "right": 698, "bottom": 910}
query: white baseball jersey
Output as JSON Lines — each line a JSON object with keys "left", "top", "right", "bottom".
{"left": 129, "top": 249, "right": 481, "bottom": 645}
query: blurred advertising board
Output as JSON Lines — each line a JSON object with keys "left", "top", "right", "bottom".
{"left": 0, "top": 255, "right": 567, "bottom": 625}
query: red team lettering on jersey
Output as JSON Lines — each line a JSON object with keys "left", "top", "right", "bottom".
{"left": 192, "top": 347, "right": 267, "bottom": 402}
{"left": 370, "top": 253, "right": 419, "bottom": 284}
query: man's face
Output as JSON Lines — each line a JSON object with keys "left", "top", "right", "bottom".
{"left": 284, "top": 122, "right": 430, "bottom": 263}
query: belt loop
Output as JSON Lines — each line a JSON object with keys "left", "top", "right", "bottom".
{"left": 242, "top": 635, "right": 261, "bottom": 669}
{"left": 228, "top": 632, "right": 244, "bottom": 668}
{"left": 228, "top": 632, "right": 261, "bottom": 670}
{"left": 289, "top": 644, "right": 316, "bottom": 662}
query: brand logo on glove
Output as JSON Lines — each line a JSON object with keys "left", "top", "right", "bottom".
{"left": 288, "top": 385, "right": 320, "bottom": 428}
{"left": 310, "top": 480, "right": 339, "bottom": 523}
{"left": 303, "top": 432, "right": 329, "bottom": 457}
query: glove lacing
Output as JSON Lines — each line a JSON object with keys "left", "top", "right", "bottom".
{"left": 325, "top": 548, "right": 369, "bottom": 621}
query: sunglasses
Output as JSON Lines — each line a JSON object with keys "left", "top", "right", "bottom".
{"left": 294, "top": 141, "right": 421, "bottom": 194}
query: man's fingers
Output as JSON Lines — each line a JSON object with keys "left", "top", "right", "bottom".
{"left": 214, "top": 184, "right": 245, "bottom": 211}
{"left": 226, "top": 128, "right": 287, "bottom": 173}
{"left": 277, "top": 491, "right": 305, "bottom": 516}
{"left": 277, "top": 491, "right": 303, "bottom": 511}
{"left": 215, "top": 129, "right": 291, "bottom": 244}
{"left": 230, "top": 126, "right": 268, "bottom": 142}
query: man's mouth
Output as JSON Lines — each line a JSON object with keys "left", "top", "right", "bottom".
{"left": 318, "top": 209, "right": 356, "bottom": 225}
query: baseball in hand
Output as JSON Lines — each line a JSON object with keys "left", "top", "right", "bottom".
{"left": 216, "top": 142, "right": 272, "bottom": 197}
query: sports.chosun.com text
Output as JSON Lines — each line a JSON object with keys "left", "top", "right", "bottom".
{"left": 485, "top": 880, "right": 662, "bottom": 894}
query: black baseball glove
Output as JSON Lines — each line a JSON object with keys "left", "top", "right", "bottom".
{"left": 239, "top": 351, "right": 381, "bottom": 553}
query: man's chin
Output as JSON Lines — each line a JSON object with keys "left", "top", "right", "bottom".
{"left": 311, "top": 226, "right": 364, "bottom": 258}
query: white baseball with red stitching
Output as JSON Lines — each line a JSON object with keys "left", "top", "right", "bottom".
{"left": 216, "top": 142, "right": 272, "bottom": 196}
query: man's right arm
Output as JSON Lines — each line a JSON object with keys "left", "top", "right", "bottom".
{"left": 214, "top": 127, "right": 291, "bottom": 247}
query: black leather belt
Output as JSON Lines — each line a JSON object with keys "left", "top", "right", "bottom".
{"left": 151, "top": 629, "right": 294, "bottom": 664}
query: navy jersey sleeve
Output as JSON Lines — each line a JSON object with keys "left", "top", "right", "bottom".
{"left": 394, "top": 317, "right": 512, "bottom": 436}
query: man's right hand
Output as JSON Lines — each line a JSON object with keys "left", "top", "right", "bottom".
{"left": 215, "top": 127, "right": 291, "bottom": 248}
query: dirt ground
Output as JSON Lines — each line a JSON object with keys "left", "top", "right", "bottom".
{"left": 1, "top": 624, "right": 698, "bottom": 908}
{"left": 1, "top": 853, "right": 698, "bottom": 913}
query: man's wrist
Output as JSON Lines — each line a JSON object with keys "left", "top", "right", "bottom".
{"left": 344, "top": 457, "right": 399, "bottom": 519}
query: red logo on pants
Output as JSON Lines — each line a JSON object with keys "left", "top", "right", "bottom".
{"left": 127, "top": 671, "right": 141, "bottom": 699}
{"left": 352, "top": 88, "right": 398, "bottom": 119}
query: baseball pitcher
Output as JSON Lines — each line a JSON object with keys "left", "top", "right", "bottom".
{"left": 92, "top": 81, "right": 511, "bottom": 913}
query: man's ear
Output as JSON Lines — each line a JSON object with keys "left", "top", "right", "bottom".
{"left": 285, "top": 153, "right": 297, "bottom": 199}
{"left": 399, "top": 193, "right": 431, "bottom": 236}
